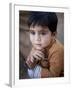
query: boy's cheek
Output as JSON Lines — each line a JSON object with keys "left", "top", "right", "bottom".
{"left": 30, "top": 35, "right": 34, "bottom": 43}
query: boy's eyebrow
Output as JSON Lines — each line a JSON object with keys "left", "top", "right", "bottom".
{"left": 29, "top": 29, "right": 48, "bottom": 32}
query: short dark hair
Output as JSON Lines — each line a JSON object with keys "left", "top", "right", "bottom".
{"left": 27, "top": 11, "right": 58, "bottom": 33}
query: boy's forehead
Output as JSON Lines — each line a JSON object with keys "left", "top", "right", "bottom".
{"left": 30, "top": 25, "right": 49, "bottom": 31}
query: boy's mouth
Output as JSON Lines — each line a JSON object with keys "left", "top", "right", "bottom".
{"left": 35, "top": 44, "right": 41, "bottom": 46}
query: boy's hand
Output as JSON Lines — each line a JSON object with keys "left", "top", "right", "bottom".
{"left": 26, "top": 56, "right": 37, "bottom": 68}
{"left": 31, "top": 49, "right": 45, "bottom": 61}
{"left": 26, "top": 49, "right": 45, "bottom": 68}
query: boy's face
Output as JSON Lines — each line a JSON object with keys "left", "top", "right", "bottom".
{"left": 30, "top": 25, "right": 55, "bottom": 50}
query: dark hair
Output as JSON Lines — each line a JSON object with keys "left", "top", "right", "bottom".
{"left": 27, "top": 11, "right": 58, "bottom": 33}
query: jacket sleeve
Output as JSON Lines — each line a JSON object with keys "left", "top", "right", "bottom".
{"left": 41, "top": 49, "right": 64, "bottom": 78}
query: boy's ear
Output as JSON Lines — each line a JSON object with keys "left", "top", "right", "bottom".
{"left": 52, "top": 32, "right": 57, "bottom": 36}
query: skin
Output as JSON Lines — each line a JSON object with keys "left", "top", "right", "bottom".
{"left": 26, "top": 25, "right": 56, "bottom": 68}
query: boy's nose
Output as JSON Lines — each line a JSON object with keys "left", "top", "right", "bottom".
{"left": 35, "top": 33, "right": 41, "bottom": 41}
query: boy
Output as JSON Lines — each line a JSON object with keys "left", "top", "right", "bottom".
{"left": 26, "top": 12, "right": 64, "bottom": 78}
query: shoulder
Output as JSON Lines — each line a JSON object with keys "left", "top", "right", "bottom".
{"left": 48, "top": 39, "right": 64, "bottom": 59}
{"left": 50, "top": 39, "right": 63, "bottom": 52}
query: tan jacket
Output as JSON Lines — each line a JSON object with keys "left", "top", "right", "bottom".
{"left": 28, "top": 39, "right": 64, "bottom": 78}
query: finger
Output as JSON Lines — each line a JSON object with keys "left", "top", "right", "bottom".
{"left": 26, "top": 57, "right": 32, "bottom": 65}
{"left": 26, "top": 60, "right": 30, "bottom": 67}
{"left": 30, "top": 56, "right": 34, "bottom": 63}
{"left": 27, "top": 60, "right": 33, "bottom": 68}
{"left": 36, "top": 50, "right": 44, "bottom": 57}
{"left": 33, "top": 55, "right": 42, "bottom": 60}
{"left": 34, "top": 52, "right": 44, "bottom": 60}
{"left": 34, "top": 51, "right": 44, "bottom": 58}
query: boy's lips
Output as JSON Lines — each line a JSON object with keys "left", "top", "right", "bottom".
{"left": 35, "top": 44, "right": 41, "bottom": 46}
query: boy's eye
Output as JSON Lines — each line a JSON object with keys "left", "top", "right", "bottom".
{"left": 41, "top": 32, "right": 47, "bottom": 35}
{"left": 30, "top": 31, "right": 35, "bottom": 35}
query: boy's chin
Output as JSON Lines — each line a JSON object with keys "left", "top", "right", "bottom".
{"left": 34, "top": 47, "right": 44, "bottom": 51}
